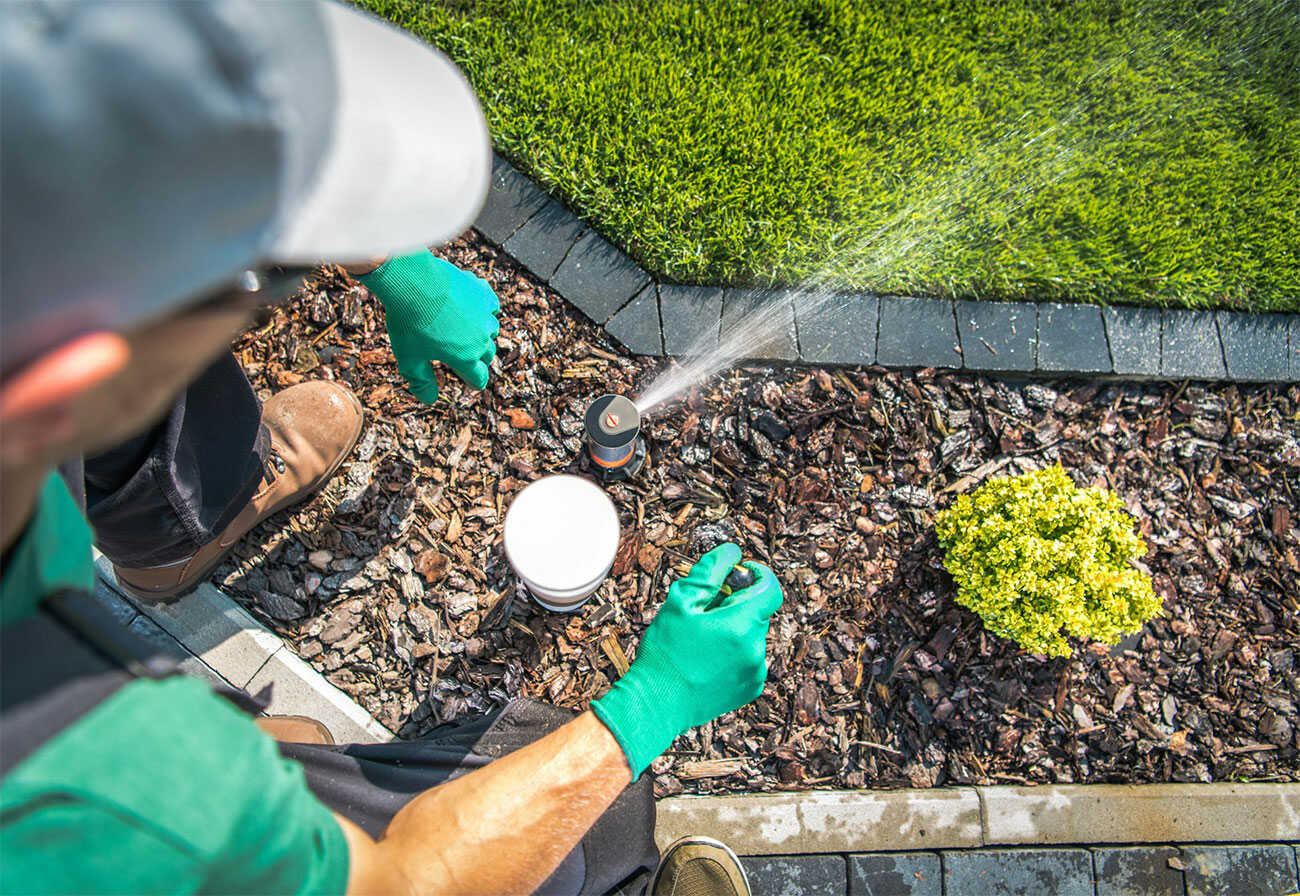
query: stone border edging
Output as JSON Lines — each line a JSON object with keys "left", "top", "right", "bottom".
{"left": 654, "top": 783, "right": 1300, "bottom": 853}
{"left": 476, "top": 155, "right": 1299, "bottom": 383}
{"left": 91, "top": 555, "right": 393, "bottom": 745}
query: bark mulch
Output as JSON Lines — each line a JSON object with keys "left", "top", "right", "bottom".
{"left": 219, "top": 232, "right": 1300, "bottom": 797}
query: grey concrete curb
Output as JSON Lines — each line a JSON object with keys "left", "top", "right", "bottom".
{"left": 478, "top": 155, "right": 1299, "bottom": 383}
{"left": 92, "top": 554, "right": 392, "bottom": 745}
{"left": 654, "top": 783, "right": 1300, "bottom": 853}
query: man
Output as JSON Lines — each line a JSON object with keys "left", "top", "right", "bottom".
{"left": 0, "top": 2, "right": 783, "bottom": 895}
{"left": 89, "top": 246, "right": 503, "bottom": 603}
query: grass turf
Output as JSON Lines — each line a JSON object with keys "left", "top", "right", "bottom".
{"left": 358, "top": 0, "right": 1300, "bottom": 311}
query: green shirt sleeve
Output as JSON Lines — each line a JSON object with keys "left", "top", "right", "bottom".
{"left": 1, "top": 677, "right": 350, "bottom": 895}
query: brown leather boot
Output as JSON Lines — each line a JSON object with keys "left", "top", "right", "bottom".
{"left": 113, "top": 380, "right": 363, "bottom": 602}
{"left": 254, "top": 715, "right": 336, "bottom": 745}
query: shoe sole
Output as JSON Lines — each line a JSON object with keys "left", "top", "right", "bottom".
{"left": 114, "top": 387, "right": 364, "bottom": 603}
{"left": 648, "top": 835, "right": 751, "bottom": 896}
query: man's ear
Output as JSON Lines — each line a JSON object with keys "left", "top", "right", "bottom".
{"left": 0, "top": 332, "right": 131, "bottom": 464}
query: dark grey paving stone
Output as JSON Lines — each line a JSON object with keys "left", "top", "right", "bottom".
{"left": 876, "top": 296, "right": 961, "bottom": 369}
{"left": 502, "top": 199, "right": 587, "bottom": 282}
{"left": 742, "top": 855, "right": 846, "bottom": 896}
{"left": 943, "top": 848, "right": 1094, "bottom": 896}
{"left": 1102, "top": 305, "right": 1162, "bottom": 377}
{"left": 550, "top": 230, "right": 652, "bottom": 324}
{"left": 605, "top": 284, "right": 662, "bottom": 356}
{"left": 955, "top": 300, "right": 1037, "bottom": 372}
{"left": 91, "top": 577, "right": 141, "bottom": 628}
{"left": 848, "top": 852, "right": 941, "bottom": 896}
{"left": 473, "top": 158, "right": 549, "bottom": 245}
{"left": 1182, "top": 844, "right": 1298, "bottom": 896}
{"left": 659, "top": 284, "right": 723, "bottom": 357}
{"left": 721, "top": 288, "right": 799, "bottom": 361}
{"left": 796, "top": 292, "right": 878, "bottom": 365}
{"left": 1290, "top": 315, "right": 1300, "bottom": 380}
{"left": 1216, "top": 311, "right": 1291, "bottom": 381}
{"left": 1094, "top": 846, "right": 1183, "bottom": 896}
{"left": 1161, "top": 310, "right": 1226, "bottom": 379}
{"left": 126, "top": 614, "right": 227, "bottom": 688}
{"left": 1037, "top": 303, "right": 1110, "bottom": 373}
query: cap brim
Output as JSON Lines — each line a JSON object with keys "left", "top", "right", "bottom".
{"left": 269, "top": 2, "right": 491, "bottom": 263}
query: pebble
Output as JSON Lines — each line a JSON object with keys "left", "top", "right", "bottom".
{"left": 308, "top": 550, "right": 333, "bottom": 570}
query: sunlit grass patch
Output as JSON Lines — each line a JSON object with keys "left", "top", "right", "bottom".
{"left": 359, "top": 0, "right": 1300, "bottom": 311}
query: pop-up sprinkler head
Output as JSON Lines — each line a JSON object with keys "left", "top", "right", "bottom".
{"left": 584, "top": 393, "right": 645, "bottom": 482}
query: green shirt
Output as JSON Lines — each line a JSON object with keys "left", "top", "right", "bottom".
{"left": 0, "top": 474, "right": 350, "bottom": 894}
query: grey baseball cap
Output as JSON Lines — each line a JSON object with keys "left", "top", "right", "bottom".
{"left": 1, "top": 0, "right": 491, "bottom": 373}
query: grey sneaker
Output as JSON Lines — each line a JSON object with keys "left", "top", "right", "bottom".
{"left": 649, "top": 836, "right": 751, "bottom": 896}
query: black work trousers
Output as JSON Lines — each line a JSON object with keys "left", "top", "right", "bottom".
{"left": 83, "top": 353, "right": 268, "bottom": 568}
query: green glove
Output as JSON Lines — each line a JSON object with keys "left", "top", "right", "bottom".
{"left": 591, "top": 543, "right": 783, "bottom": 777}
{"left": 358, "top": 250, "right": 500, "bottom": 403}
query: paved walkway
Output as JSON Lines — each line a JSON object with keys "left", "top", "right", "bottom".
{"left": 742, "top": 844, "right": 1300, "bottom": 896}
{"left": 476, "top": 155, "right": 1298, "bottom": 382}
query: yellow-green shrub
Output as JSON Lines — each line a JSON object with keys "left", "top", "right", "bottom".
{"left": 935, "top": 465, "right": 1159, "bottom": 658}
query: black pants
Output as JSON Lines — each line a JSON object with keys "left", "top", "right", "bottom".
{"left": 282, "top": 699, "right": 658, "bottom": 896}
{"left": 83, "top": 353, "right": 268, "bottom": 568}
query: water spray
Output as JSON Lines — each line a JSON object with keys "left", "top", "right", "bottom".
{"left": 583, "top": 393, "right": 646, "bottom": 482}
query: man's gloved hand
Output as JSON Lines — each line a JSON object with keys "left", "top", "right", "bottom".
{"left": 591, "top": 543, "right": 783, "bottom": 778}
{"left": 357, "top": 250, "right": 500, "bottom": 403}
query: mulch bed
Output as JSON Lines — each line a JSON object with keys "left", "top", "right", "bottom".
{"left": 219, "top": 232, "right": 1300, "bottom": 796}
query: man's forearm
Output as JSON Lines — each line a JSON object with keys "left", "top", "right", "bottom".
{"left": 337, "top": 710, "right": 633, "bottom": 896}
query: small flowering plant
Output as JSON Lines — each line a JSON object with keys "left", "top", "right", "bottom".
{"left": 935, "top": 465, "right": 1159, "bottom": 658}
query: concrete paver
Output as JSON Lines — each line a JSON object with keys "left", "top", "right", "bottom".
{"left": 605, "top": 284, "right": 663, "bottom": 356}
{"left": 660, "top": 284, "right": 724, "bottom": 356}
{"left": 1182, "top": 844, "right": 1299, "bottom": 896}
{"left": 550, "top": 230, "right": 651, "bottom": 324}
{"left": 797, "top": 293, "right": 877, "bottom": 366}
{"left": 943, "top": 848, "right": 1094, "bottom": 896}
{"left": 848, "top": 852, "right": 941, "bottom": 896}
{"left": 741, "top": 855, "right": 846, "bottom": 896}
{"left": 1093, "top": 846, "right": 1183, "bottom": 896}
{"left": 502, "top": 199, "right": 587, "bottom": 281}
{"left": 125, "top": 613, "right": 229, "bottom": 689}
{"left": 955, "top": 300, "right": 1037, "bottom": 372}
{"left": 655, "top": 789, "right": 983, "bottom": 854}
{"left": 132, "top": 583, "right": 283, "bottom": 689}
{"left": 97, "top": 557, "right": 281, "bottom": 689}
{"left": 1161, "top": 309, "right": 1226, "bottom": 379}
{"left": 474, "top": 158, "right": 549, "bottom": 244}
{"left": 1290, "top": 315, "right": 1300, "bottom": 380}
{"left": 978, "top": 783, "right": 1300, "bottom": 845}
{"left": 721, "top": 288, "right": 799, "bottom": 361}
{"left": 1037, "top": 303, "right": 1109, "bottom": 373}
{"left": 1216, "top": 310, "right": 1291, "bottom": 381}
{"left": 246, "top": 647, "right": 391, "bottom": 744}
{"left": 89, "top": 575, "right": 140, "bottom": 629}
{"left": 1102, "top": 306, "right": 1162, "bottom": 377}
{"left": 876, "top": 296, "right": 961, "bottom": 368}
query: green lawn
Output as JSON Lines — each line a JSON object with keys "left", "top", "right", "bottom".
{"left": 359, "top": 0, "right": 1300, "bottom": 311}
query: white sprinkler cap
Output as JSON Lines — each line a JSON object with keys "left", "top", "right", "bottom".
{"left": 503, "top": 475, "right": 620, "bottom": 612}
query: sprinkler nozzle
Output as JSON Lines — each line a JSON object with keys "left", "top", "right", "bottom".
{"left": 584, "top": 393, "right": 645, "bottom": 482}
{"left": 707, "top": 563, "right": 757, "bottom": 609}
{"left": 722, "top": 565, "right": 756, "bottom": 594}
